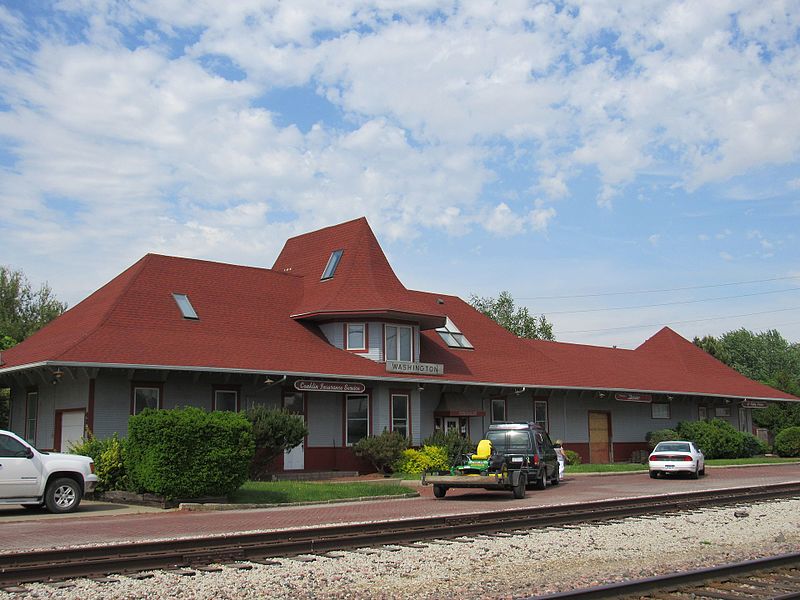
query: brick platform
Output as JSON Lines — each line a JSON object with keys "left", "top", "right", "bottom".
{"left": 0, "top": 464, "right": 798, "bottom": 554}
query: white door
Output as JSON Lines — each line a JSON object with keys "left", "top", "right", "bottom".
{"left": 283, "top": 393, "right": 305, "bottom": 471}
{"left": 60, "top": 411, "right": 86, "bottom": 452}
{"left": 0, "top": 433, "right": 41, "bottom": 498}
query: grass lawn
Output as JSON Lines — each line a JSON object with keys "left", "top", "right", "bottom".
{"left": 565, "top": 456, "right": 798, "bottom": 473}
{"left": 705, "top": 456, "right": 799, "bottom": 466}
{"left": 565, "top": 463, "right": 647, "bottom": 473}
{"left": 229, "top": 480, "right": 411, "bottom": 504}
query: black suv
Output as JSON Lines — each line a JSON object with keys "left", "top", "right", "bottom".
{"left": 422, "top": 421, "right": 560, "bottom": 499}
{"left": 484, "top": 422, "right": 560, "bottom": 491}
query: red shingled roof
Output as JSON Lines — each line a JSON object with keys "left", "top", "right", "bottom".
{"left": 0, "top": 218, "right": 795, "bottom": 402}
{"left": 273, "top": 217, "right": 446, "bottom": 329}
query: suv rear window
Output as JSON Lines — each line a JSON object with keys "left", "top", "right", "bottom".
{"left": 486, "top": 430, "right": 531, "bottom": 452}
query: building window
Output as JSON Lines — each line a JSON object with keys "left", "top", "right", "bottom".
{"left": 25, "top": 391, "right": 38, "bottom": 443}
{"left": 172, "top": 293, "right": 199, "bottom": 319}
{"left": 346, "top": 323, "right": 366, "bottom": 351}
{"left": 651, "top": 403, "right": 670, "bottom": 419}
{"left": 715, "top": 406, "right": 731, "bottom": 418}
{"left": 391, "top": 394, "right": 409, "bottom": 438}
{"left": 534, "top": 400, "right": 548, "bottom": 429}
{"left": 346, "top": 394, "right": 369, "bottom": 445}
{"left": 435, "top": 317, "right": 473, "bottom": 349}
{"left": 132, "top": 385, "right": 162, "bottom": 415}
{"left": 385, "top": 325, "right": 412, "bottom": 361}
{"left": 491, "top": 398, "right": 506, "bottom": 422}
{"left": 321, "top": 249, "right": 343, "bottom": 280}
{"left": 698, "top": 406, "right": 707, "bottom": 420}
{"left": 213, "top": 388, "right": 239, "bottom": 412}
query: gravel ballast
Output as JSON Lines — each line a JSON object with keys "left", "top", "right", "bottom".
{"left": 4, "top": 497, "right": 799, "bottom": 599}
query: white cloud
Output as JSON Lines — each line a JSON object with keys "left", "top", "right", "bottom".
{"left": 719, "top": 251, "right": 734, "bottom": 261}
{"left": 485, "top": 203, "right": 525, "bottom": 237}
{"left": 648, "top": 234, "right": 660, "bottom": 247}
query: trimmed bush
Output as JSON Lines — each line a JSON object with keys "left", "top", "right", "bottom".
{"left": 774, "top": 426, "right": 800, "bottom": 457}
{"left": 245, "top": 407, "right": 308, "bottom": 480}
{"left": 563, "top": 449, "right": 581, "bottom": 466}
{"left": 645, "top": 429, "right": 680, "bottom": 450}
{"left": 353, "top": 430, "right": 409, "bottom": 473}
{"left": 126, "top": 407, "right": 254, "bottom": 499}
{"left": 394, "top": 445, "right": 449, "bottom": 474}
{"left": 69, "top": 433, "right": 128, "bottom": 493}
{"left": 421, "top": 429, "right": 474, "bottom": 467}
{"left": 676, "top": 419, "right": 762, "bottom": 459}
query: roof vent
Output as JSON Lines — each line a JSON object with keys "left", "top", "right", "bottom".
{"left": 436, "top": 298, "right": 445, "bottom": 305}
{"left": 173, "top": 293, "right": 199, "bottom": 320}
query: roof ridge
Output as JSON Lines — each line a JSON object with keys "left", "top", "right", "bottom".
{"left": 52, "top": 255, "right": 153, "bottom": 361}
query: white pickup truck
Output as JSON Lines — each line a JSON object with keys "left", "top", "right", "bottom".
{"left": 0, "top": 429, "right": 98, "bottom": 513}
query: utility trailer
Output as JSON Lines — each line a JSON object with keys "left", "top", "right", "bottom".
{"left": 421, "top": 422, "right": 559, "bottom": 499}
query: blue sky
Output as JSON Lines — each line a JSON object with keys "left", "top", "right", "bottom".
{"left": 0, "top": 1, "right": 798, "bottom": 349}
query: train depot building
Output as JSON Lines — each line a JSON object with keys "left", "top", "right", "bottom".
{"left": 0, "top": 217, "right": 796, "bottom": 471}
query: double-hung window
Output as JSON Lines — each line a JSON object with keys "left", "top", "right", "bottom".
{"left": 385, "top": 325, "right": 412, "bottom": 362}
{"left": 25, "top": 391, "right": 38, "bottom": 443}
{"left": 391, "top": 394, "right": 410, "bottom": 438}
{"left": 213, "top": 388, "right": 239, "bottom": 412}
{"left": 132, "top": 385, "right": 162, "bottom": 415}
{"left": 346, "top": 323, "right": 366, "bottom": 351}
{"left": 534, "top": 400, "right": 548, "bottom": 429}
{"left": 491, "top": 398, "right": 506, "bottom": 423}
{"left": 651, "top": 402, "right": 670, "bottom": 419}
{"left": 346, "top": 394, "right": 369, "bottom": 445}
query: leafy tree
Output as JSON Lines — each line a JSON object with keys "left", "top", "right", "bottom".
{"left": 0, "top": 266, "right": 66, "bottom": 343}
{"left": 245, "top": 407, "right": 308, "bottom": 480}
{"left": 469, "top": 291, "right": 555, "bottom": 340}
{"left": 0, "top": 267, "right": 66, "bottom": 429}
{"left": 693, "top": 328, "right": 800, "bottom": 397}
{"left": 752, "top": 402, "right": 800, "bottom": 436}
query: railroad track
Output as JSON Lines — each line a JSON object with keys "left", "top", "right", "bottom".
{"left": 533, "top": 551, "right": 800, "bottom": 599}
{"left": 1, "top": 482, "right": 799, "bottom": 590}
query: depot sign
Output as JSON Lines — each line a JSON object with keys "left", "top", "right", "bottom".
{"left": 386, "top": 361, "right": 444, "bottom": 375}
{"left": 294, "top": 380, "right": 366, "bottom": 393}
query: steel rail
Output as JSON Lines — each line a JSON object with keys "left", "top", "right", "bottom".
{"left": 530, "top": 551, "right": 800, "bottom": 599}
{"left": 1, "top": 482, "right": 799, "bottom": 586}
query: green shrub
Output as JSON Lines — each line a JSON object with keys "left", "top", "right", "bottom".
{"left": 245, "top": 407, "right": 308, "bottom": 480}
{"left": 676, "top": 419, "right": 761, "bottom": 459}
{"left": 69, "top": 433, "right": 128, "bottom": 493}
{"left": 126, "top": 407, "right": 254, "bottom": 499}
{"left": 421, "top": 429, "right": 474, "bottom": 466}
{"left": 774, "top": 426, "right": 800, "bottom": 457}
{"left": 394, "top": 445, "right": 449, "bottom": 474}
{"left": 563, "top": 449, "right": 581, "bottom": 466}
{"left": 353, "top": 430, "right": 409, "bottom": 473}
{"left": 740, "top": 433, "right": 769, "bottom": 457}
{"left": 645, "top": 429, "right": 680, "bottom": 449}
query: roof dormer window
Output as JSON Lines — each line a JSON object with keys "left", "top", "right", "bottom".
{"left": 172, "top": 293, "right": 199, "bottom": 320}
{"left": 436, "top": 317, "right": 473, "bottom": 349}
{"left": 321, "top": 249, "right": 343, "bottom": 280}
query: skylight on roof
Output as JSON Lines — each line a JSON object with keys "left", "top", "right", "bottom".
{"left": 173, "top": 293, "right": 199, "bottom": 320}
{"left": 436, "top": 317, "right": 473, "bottom": 349}
{"left": 321, "top": 249, "right": 343, "bottom": 280}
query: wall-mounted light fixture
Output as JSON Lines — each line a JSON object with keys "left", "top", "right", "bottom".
{"left": 51, "top": 367, "right": 64, "bottom": 385}
{"left": 514, "top": 386, "right": 527, "bottom": 395}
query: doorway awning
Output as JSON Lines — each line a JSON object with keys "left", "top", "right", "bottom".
{"left": 434, "top": 392, "right": 485, "bottom": 417}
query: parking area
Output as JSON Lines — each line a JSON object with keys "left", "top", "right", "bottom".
{"left": 0, "top": 463, "right": 798, "bottom": 554}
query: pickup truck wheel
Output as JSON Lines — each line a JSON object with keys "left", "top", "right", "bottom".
{"left": 512, "top": 474, "right": 527, "bottom": 499}
{"left": 44, "top": 478, "right": 82, "bottom": 513}
{"left": 433, "top": 485, "right": 447, "bottom": 498}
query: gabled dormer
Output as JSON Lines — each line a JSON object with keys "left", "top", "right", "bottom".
{"left": 273, "top": 217, "right": 446, "bottom": 363}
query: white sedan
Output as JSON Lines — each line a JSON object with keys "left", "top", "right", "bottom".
{"left": 648, "top": 441, "right": 705, "bottom": 479}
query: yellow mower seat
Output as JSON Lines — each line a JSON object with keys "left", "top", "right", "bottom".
{"left": 472, "top": 439, "right": 492, "bottom": 460}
